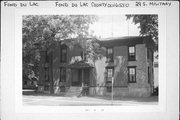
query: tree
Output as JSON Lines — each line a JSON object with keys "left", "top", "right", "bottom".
{"left": 23, "top": 15, "right": 98, "bottom": 82}
{"left": 126, "top": 15, "right": 158, "bottom": 51}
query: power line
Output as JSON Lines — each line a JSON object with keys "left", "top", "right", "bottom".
{"left": 111, "top": 16, "right": 113, "bottom": 37}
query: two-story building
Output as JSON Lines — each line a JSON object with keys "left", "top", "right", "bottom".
{"left": 38, "top": 36, "right": 155, "bottom": 97}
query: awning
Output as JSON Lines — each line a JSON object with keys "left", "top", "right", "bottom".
{"left": 67, "top": 61, "right": 94, "bottom": 69}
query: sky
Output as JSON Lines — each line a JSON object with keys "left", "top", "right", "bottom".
{"left": 89, "top": 15, "right": 140, "bottom": 39}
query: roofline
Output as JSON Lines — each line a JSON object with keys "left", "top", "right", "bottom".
{"left": 98, "top": 36, "right": 147, "bottom": 41}
{"left": 58, "top": 36, "right": 155, "bottom": 50}
{"left": 97, "top": 36, "right": 154, "bottom": 48}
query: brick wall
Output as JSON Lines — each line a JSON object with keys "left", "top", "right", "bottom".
{"left": 128, "top": 44, "right": 151, "bottom": 97}
{"left": 90, "top": 44, "right": 152, "bottom": 97}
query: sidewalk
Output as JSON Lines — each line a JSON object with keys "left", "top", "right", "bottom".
{"left": 23, "top": 94, "right": 158, "bottom": 106}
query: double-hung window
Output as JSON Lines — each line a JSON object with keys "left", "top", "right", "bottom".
{"left": 60, "top": 45, "right": 67, "bottom": 63}
{"left": 106, "top": 67, "right": 114, "bottom": 92}
{"left": 81, "top": 51, "right": 87, "bottom": 61}
{"left": 128, "top": 46, "right": 136, "bottom": 61}
{"left": 128, "top": 67, "right": 136, "bottom": 83}
{"left": 107, "top": 67, "right": 114, "bottom": 82}
{"left": 107, "top": 48, "right": 113, "bottom": 62}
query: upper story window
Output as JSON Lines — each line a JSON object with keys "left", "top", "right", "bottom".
{"left": 60, "top": 45, "right": 67, "bottom": 63}
{"left": 128, "top": 66, "right": 136, "bottom": 83}
{"left": 81, "top": 51, "right": 87, "bottom": 61}
{"left": 106, "top": 48, "right": 113, "bottom": 62}
{"left": 128, "top": 46, "right": 136, "bottom": 61}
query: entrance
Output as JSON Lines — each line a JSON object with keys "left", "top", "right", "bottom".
{"left": 71, "top": 69, "right": 90, "bottom": 86}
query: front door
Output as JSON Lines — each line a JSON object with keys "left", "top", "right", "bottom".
{"left": 71, "top": 69, "right": 81, "bottom": 86}
{"left": 78, "top": 69, "right": 90, "bottom": 86}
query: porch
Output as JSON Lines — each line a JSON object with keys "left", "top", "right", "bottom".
{"left": 67, "top": 60, "right": 94, "bottom": 87}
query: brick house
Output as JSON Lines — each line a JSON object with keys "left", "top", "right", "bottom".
{"left": 38, "top": 36, "right": 155, "bottom": 97}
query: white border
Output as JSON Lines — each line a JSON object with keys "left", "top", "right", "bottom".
{"left": 14, "top": 7, "right": 166, "bottom": 113}
{"left": 2, "top": 1, "right": 179, "bottom": 120}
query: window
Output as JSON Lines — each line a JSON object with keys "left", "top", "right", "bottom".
{"left": 106, "top": 48, "right": 113, "bottom": 62}
{"left": 128, "top": 46, "right": 136, "bottom": 61}
{"left": 106, "top": 67, "right": 114, "bottom": 93}
{"left": 107, "top": 67, "right": 114, "bottom": 82}
{"left": 60, "top": 46, "right": 67, "bottom": 63}
{"left": 44, "top": 68, "right": 49, "bottom": 81}
{"left": 128, "top": 67, "right": 136, "bottom": 83}
{"left": 60, "top": 68, "right": 66, "bottom": 82}
{"left": 81, "top": 51, "right": 87, "bottom": 61}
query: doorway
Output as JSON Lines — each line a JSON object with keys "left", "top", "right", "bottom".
{"left": 71, "top": 69, "right": 90, "bottom": 86}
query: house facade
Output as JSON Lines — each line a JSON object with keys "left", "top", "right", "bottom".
{"left": 38, "top": 36, "right": 155, "bottom": 97}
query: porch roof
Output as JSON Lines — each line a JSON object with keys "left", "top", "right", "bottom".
{"left": 67, "top": 61, "right": 94, "bottom": 69}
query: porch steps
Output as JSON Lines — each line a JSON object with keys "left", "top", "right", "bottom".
{"left": 65, "top": 87, "right": 81, "bottom": 97}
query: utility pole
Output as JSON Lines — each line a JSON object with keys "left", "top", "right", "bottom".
{"left": 111, "top": 77, "right": 114, "bottom": 105}
{"left": 111, "top": 16, "right": 113, "bottom": 37}
{"left": 127, "top": 18, "right": 129, "bottom": 36}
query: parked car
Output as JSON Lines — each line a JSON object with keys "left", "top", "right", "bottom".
{"left": 152, "top": 86, "right": 158, "bottom": 96}
{"left": 23, "top": 76, "right": 38, "bottom": 90}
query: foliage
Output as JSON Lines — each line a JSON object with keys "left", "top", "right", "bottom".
{"left": 126, "top": 15, "right": 158, "bottom": 50}
{"left": 23, "top": 15, "right": 98, "bottom": 48}
{"left": 86, "top": 38, "right": 103, "bottom": 62}
{"left": 23, "top": 15, "right": 98, "bottom": 80}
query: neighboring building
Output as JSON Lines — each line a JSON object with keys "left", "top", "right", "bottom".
{"left": 38, "top": 36, "right": 155, "bottom": 97}
{"left": 153, "top": 62, "right": 158, "bottom": 87}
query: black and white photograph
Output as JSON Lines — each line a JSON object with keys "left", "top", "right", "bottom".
{"left": 22, "top": 15, "right": 159, "bottom": 106}
{"left": 1, "top": 1, "right": 179, "bottom": 120}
